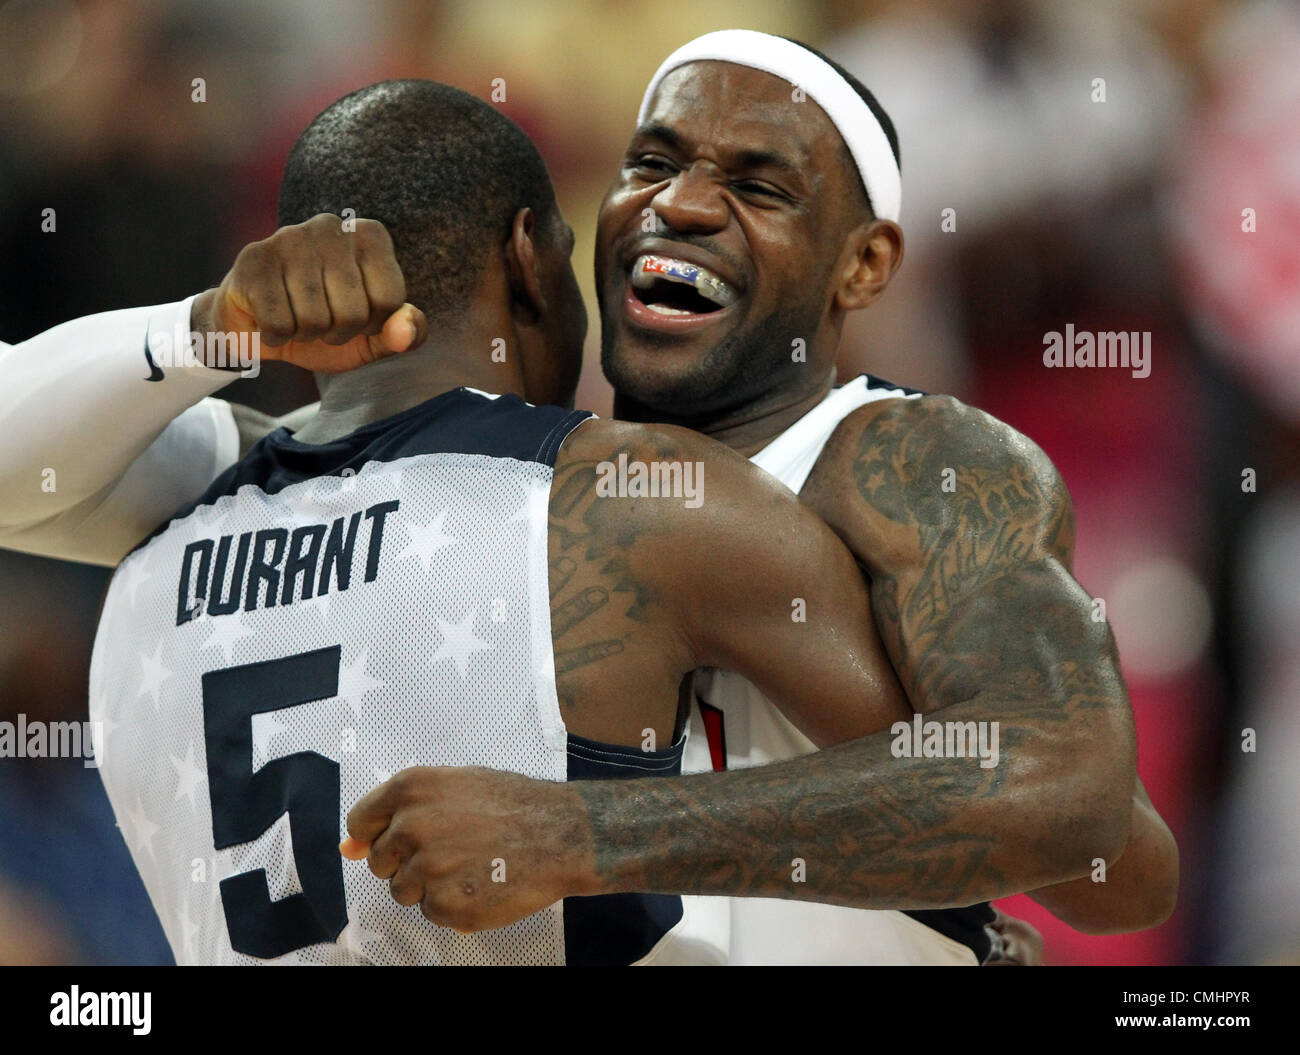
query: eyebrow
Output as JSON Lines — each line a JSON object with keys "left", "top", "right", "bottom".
{"left": 633, "top": 122, "right": 686, "bottom": 152}
{"left": 632, "top": 123, "right": 807, "bottom": 191}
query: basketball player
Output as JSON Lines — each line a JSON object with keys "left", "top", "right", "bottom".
{"left": 565, "top": 30, "right": 1178, "bottom": 962}
{"left": 86, "top": 80, "right": 916, "bottom": 965}
{"left": 0, "top": 35, "right": 1176, "bottom": 963}
{"left": 343, "top": 33, "right": 1174, "bottom": 961}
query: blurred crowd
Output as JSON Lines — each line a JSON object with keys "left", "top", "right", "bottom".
{"left": 0, "top": 0, "right": 1295, "bottom": 965}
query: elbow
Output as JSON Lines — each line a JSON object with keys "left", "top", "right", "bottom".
{"left": 1125, "top": 872, "right": 1179, "bottom": 934}
{"left": 1091, "top": 829, "right": 1181, "bottom": 936}
{"left": 1069, "top": 868, "right": 1179, "bottom": 936}
{"left": 1058, "top": 764, "right": 1133, "bottom": 879}
{"left": 1060, "top": 709, "right": 1139, "bottom": 880}
{"left": 1134, "top": 826, "right": 1181, "bottom": 932}
{"left": 1090, "top": 797, "right": 1133, "bottom": 874}
{"left": 1059, "top": 800, "right": 1181, "bottom": 937}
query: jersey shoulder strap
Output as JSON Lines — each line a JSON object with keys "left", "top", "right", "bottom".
{"left": 135, "top": 388, "right": 592, "bottom": 552}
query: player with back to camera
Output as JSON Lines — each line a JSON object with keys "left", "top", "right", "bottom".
{"left": 84, "top": 79, "right": 913, "bottom": 965}
{"left": 0, "top": 31, "right": 1177, "bottom": 965}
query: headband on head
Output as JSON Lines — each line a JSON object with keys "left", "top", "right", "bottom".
{"left": 637, "top": 29, "right": 901, "bottom": 223}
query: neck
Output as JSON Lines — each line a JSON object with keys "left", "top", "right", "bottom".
{"left": 614, "top": 370, "right": 837, "bottom": 458}
{"left": 294, "top": 318, "right": 527, "bottom": 445}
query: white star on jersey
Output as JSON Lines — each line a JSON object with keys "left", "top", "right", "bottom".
{"left": 178, "top": 896, "right": 201, "bottom": 963}
{"left": 430, "top": 608, "right": 491, "bottom": 679}
{"left": 337, "top": 648, "right": 385, "bottom": 716}
{"left": 535, "top": 645, "right": 556, "bottom": 684}
{"left": 123, "top": 796, "right": 159, "bottom": 861}
{"left": 118, "top": 557, "right": 152, "bottom": 609}
{"left": 301, "top": 589, "right": 332, "bottom": 622}
{"left": 506, "top": 476, "right": 548, "bottom": 527}
{"left": 340, "top": 917, "right": 386, "bottom": 961}
{"left": 396, "top": 510, "right": 456, "bottom": 572}
{"left": 137, "top": 642, "right": 173, "bottom": 711}
{"left": 170, "top": 741, "right": 208, "bottom": 811}
{"left": 200, "top": 611, "right": 255, "bottom": 664}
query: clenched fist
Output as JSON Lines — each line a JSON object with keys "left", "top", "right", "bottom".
{"left": 191, "top": 213, "right": 428, "bottom": 373}
{"left": 342, "top": 765, "right": 599, "bottom": 933}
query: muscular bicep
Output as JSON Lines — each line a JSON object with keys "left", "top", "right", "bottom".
{"left": 647, "top": 430, "right": 911, "bottom": 747}
{"left": 803, "top": 396, "right": 1135, "bottom": 801}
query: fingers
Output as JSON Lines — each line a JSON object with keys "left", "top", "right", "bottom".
{"left": 225, "top": 253, "right": 295, "bottom": 346}
{"left": 345, "top": 765, "right": 437, "bottom": 846}
{"left": 223, "top": 214, "right": 417, "bottom": 352}
{"left": 364, "top": 824, "right": 411, "bottom": 883}
{"left": 356, "top": 222, "right": 406, "bottom": 336}
{"left": 387, "top": 853, "right": 425, "bottom": 908}
{"left": 282, "top": 260, "right": 332, "bottom": 341}
{"left": 369, "top": 303, "right": 428, "bottom": 359}
{"left": 338, "top": 836, "right": 370, "bottom": 861}
{"left": 346, "top": 781, "right": 399, "bottom": 846}
{"left": 319, "top": 255, "right": 371, "bottom": 346}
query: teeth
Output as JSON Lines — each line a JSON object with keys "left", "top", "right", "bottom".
{"left": 646, "top": 303, "right": 693, "bottom": 316}
{"left": 631, "top": 254, "right": 737, "bottom": 308}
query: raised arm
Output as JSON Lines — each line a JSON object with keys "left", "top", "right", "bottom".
{"left": 0, "top": 214, "right": 420, "bottom": 566}
{"left": 0, "top": 298, "right": 240, "bottom": 565}
{"left": 806, "top": 396, "right": 1175, "bottom": 931}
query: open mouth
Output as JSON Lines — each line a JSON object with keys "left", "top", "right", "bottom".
{"left": 628, "top": 254, "right": 738, "bottom": 318}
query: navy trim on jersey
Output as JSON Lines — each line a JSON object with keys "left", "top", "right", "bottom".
{"left": 563, "top": 732, "right": 686, "bottom": 965}
{"left": 860, "top": 371, "right": 928, "bottom": 398}
{"left": 134, "top": 388, "right": 591, "bottom": 555}
{"left": 905, "top": 905, "right": 995, "bottom": 963}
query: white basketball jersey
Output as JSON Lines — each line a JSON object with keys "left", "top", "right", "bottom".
{"left": 89, "top": 387, "right": 720, "bottom": 965}
{"left": 683, "top": 374, "right": 988, "bottom": 966}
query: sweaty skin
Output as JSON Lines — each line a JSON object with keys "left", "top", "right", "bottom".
{"left": 344, "top": 417, "right": 915, "bottom": 930}
{"left": 0, "top": 59, "right": 1176, "bottom": 938}
{"left": 170, "top": 202, "right": 914, "bottom": 935}
{"left": 545, "top": 58, "right": 1176, "bottom": 934}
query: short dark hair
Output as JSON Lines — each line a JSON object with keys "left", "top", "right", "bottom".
{"left": 783, "top": 39, "right": 901, "bottom": 216}
{"left": 277, "top": 79, "right": 558, "bottom": 318}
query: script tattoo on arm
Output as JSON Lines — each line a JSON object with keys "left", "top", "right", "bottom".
{"left": 570, "top": 397, "right": 1136, "bottom": 909}
{"left": 546, "top": 452, "right": 649, "bottom": 713}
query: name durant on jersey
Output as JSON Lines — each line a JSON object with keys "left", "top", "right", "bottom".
{"left": 174, "top": 499, "right": 400, "bottom": 625}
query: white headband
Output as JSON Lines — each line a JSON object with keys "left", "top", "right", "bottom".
{"left": 637, "top": 29, "right": 901, "bottom": 222}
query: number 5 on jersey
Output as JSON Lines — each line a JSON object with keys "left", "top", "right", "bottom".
{"left": 202, "top": 645, "right": 347, "bottom": 958}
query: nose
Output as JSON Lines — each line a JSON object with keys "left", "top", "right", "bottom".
{"left": 650, "top": 163, "right": 729, "bottom": 234}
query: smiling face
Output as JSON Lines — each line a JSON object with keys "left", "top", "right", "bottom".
{"left": 596, "top": 60, "right": 893, "bottom": 424}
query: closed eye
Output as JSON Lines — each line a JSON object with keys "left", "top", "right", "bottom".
{"left": 629, "top": 155, "right": 677, "bottom": 179}
{"left": 731, "top": 180, "right": 790, "bottom": 203}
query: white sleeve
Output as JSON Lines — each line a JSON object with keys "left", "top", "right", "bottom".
{"left": 0, "top": 297, "right": 242, "bottom": 566}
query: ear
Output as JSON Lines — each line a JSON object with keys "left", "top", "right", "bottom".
{"left": 835, "top": 219, "right": 903, "bottom": 312}
{"left": 503, "top": 207, "right": 547, "bottom": 324}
